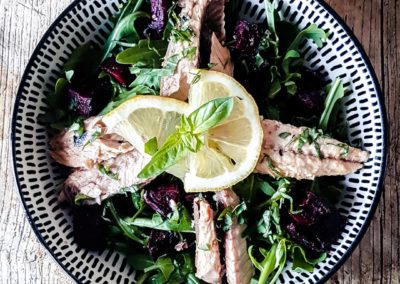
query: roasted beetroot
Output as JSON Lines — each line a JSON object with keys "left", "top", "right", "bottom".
{"left": 101, "top": 57, "right": 135, "bottom": 87}
{"left": 283, "top": 190, "right": 346, "bottom": 253}
{"left": 232, "top": 20, "right": 262, "bottom": 57}
{"left": 147, "top": 230, "right": 180, "bottom": 259}
{"left": 73, "top": 204, "right": 107, "bottom": 250}
{"left": 143, "top": 183, "right": 180, "bottom": 217}
{"left": 144, "top": 0, "right": 169, "bottom": 39}
{"left": 68, "top": 78, "right": 112, "bottom": 116}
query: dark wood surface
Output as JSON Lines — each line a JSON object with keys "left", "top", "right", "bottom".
{"left": 0, "top": 0, "right": 398, "bottom": 283}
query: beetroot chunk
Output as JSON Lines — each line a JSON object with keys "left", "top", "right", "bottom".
{"left": 144, "top": 183, "right": 181, "bottom": 217}
{"left": 283, "top": 190, "right": 346, "bottom": 253}
{"left": 147, "top": 230, "right": 180, "bottom": 259}
{"left": 68, "top": 78, "right": 112, "bottom": 116}
{"left": 101, "top": 58, "right": 135, "bottom": 87}
{"left": 232, "top": 20, "right": 262, "bottom": 57}
{"left": 144, "top": 0, "right": 169, "bottom": 39}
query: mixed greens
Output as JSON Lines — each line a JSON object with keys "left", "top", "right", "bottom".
{"left": 40, "top": 0, "right": 356, "bottom": 283}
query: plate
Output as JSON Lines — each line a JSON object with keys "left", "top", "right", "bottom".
{"left": 11, "top": 0, "right": 387, "bottom": 283}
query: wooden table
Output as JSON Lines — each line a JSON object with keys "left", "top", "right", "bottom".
{"left": 0, "top": 0, "right": 398, "bottom": 283}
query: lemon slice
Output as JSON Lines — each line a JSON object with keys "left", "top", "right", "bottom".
{"left": 183, "top": 70, "right": 263, "bottom": 192}
{"left": 102, "top": 96, "right": 190, "bottom": 152}
{"left": 102, "top": 70, "right": 263, "bottom": 192}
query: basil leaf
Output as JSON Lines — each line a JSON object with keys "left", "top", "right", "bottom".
{"left": 188, "top": 97, "right": 235, "bottom": 134}
{"left": 100, "top": 11, "right": 150, "bottom": 63}
{"left": 138, "top": 132, "right": 187, "bottom": 178}
{"left": 144, "top": 137, "right": 158, "bottom": 155}
{"left": 318, "top": 78, "right": 345, "bottom": 131}
{"left": 116, "top": 40, "right": 168, "bottom": 65}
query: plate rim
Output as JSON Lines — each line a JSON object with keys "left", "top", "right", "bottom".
{"left": 10, "top": 0, "right": 388, "bottom": 283}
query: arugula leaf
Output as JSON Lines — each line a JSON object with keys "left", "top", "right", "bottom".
{"left": 116, "top": 40, "right": 168, "bottom": 65}
{"left": 287, "top": 24, "right": 327, "bottom": 52}
{"left": 145, "top": 137, "right": 159, "bottom": 155}
{"left": 291, "top": 245, "right": 326, "bottom": 272}
{"left": 127, "top": 253, "right": 155, "bottom": 270}
{"left": 138, "top": 97, "right": 234, "bottom": 178}
{"left": 126, "top": 207, "right": 194, "bottom": 233}
{"left": 144, "top": 256, "right": 175, "bottom": 281}
{"left": 100, "top": 11, "right": 150, "bottom": 63}
{"left": 318, "top": 78, "right": 345, "bottom": 131}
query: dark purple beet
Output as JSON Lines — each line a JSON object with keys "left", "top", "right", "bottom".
{"left": 144, "top": 0, "right": 169, "bottom": 39}
{"left": 143, "top": 184, "right": 180, "bottom": 217}
{"left": 147, "top": 230, "right": 180, "bottom": 259}
{"left": 232, "top": 20, "right": 262, "bottom": 57}
{"left": 101, "top": 58, "right": 135, "bottom": 87}
{"left": 73, "top": 205, "right": 107, "bottom": 250}
{"left": 283, "top": 189, "right": 347, "bottom": 253}
{"left": 68, "top": 78, "right": 112, "bottom": 117}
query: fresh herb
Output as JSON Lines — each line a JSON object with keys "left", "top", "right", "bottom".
{"left": 144, "top": 256, "right": 175, "bottom": 281}
{"left": 145, "top": 137, "right": 159, "bottom": 155}
{"left": 164, "top": 3, "right": 194, "bottom": 42}
{"left": 318, "top": 78, "right": 345, "bottom": 131}
{"left": 83, "top": 127, "right": 102, "bottom": 148}
{"left": 74, "top": 193, "right": 91, "bottom": 205}
{"left": 116, "top": 40, "right": 168, "bottom": 65}
{"left": 218, "top": 201, "right": 247, "bottom": 231}
{"left": 278, "top": 132, "right": 291, "bottom": 139}
{"left": 68, "top": 117, "right": 85, "bottom": 136}
{"left": 138, "top": 97, "right": 234, "bottom": 178}
{"left": 291, "top": 128, "right": 324, "bottom": 159}
{"left": 264, "top": 155, "right": 282, "bottom": 178}
{"left": 197, "top": 244, "right": 210, "bottom": 251}
{"left": 101, "top": 11, "right": 150, "bottom": 63}
{"left": 98, "top": 164, "right": 119, "bottom": 180}
{"left": 125, "top": 207, "right": 194, "bottom": 233}
{"left": 337, "top": 143, "right": 349, "bottom": 156}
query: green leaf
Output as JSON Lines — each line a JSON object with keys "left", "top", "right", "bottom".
{"left": 318, "top": 78, "right": 345, "bottom": 131}
{"left": 282, "top": 49, "right": 300, "bottom": 76}
{"left": 144, "top": 256, "right": 175, "bottom": 281}
{"left": 258, "top": 244, "right": 278, "bottom": 283}
{"left": 291, "top": 245, "right": 326, "bottom": 272}
{"left": 264, "top": 0, "right": 278, "bottom": 38}
{"left": 65, "top": 70, "right": 74, "bottom": 83}
{"left": 187, "top": 97, "right": 235, "bottom": 134}
{"left": 287, "top": 24, "right": 327, "bottom": 52}
{"left": 98, "top": 164, "right": 119, "bottom": 180}
{"left": 126, "top": 207, "right": 194, "bottom": 233}
{"left": 68, "top": 117, "right": 84, "bottom": 136}
{"left": 116, "top": 40, "right": 168, "bottom": 65}
{"left": 278, "top": 132, "right": 291, "bottom": 139}
{"left": 144, "top": 137, "right": 158, "bottom": 155}
{"left": 126, "top": 253, "right": 155, "bottom": 270}
{"left": 138, "top": 133, "right": 188, "bottom": 179}
{"left": 74, "top": 193, "right": 91, "bottom": 205}
{"left": 100, "top": 11, "right": 150, "bottom": 63}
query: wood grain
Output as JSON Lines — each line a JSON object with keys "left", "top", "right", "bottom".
{"left": 0, "top": 0, "right": 398, "bottom": 283}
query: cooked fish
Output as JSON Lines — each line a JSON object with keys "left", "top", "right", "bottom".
{"left": 49, "top": 116, "right": 133, "bottom": 169}
{"left": 209, "top": 33, "right": 234, "bottom": 76}
{"left": 215, "top": 189, "right": 254, "bottom": 284}
{"left": 193, "top": 198, "right": 222, "bottom": 283}
{"left": 160, "top": 0, "right": 210, "bottom": 100}
{"left": 255, "top": 119, "right": 370, "bottom": 179}
{"left": 61, "top": 149, "right": 150, "bottom": 204}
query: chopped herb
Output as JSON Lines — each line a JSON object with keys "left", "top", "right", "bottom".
{"left": 278, "top": 132, "right": 291, "bottom": 139}
{"left": 74, "top": 193, "right": 91, "bottom": 205}
{"left": 83, "top": 127, "right": 101, "bottom": 148}
{"left": 190, "top": 71, "right": 201, "bottom": 85}
{"left": 291, "top": 128, "right": 324, "bottom": 159}
{"left": 98, "top": 164, "right": 119, "bottom": 180}
{"left": 264, "top": 155, "right": 282, "bottom": 178}
{"left": 337, "top": 143, "right": 349, "bottom": 156}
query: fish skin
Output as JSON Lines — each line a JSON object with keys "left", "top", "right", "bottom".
{"left": 193, "top": 198, "right": 222, "bottom": 284}
{"left": 255, "top": 119, "right": 370, "bottom": 179}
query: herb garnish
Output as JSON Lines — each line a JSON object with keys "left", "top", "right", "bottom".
{"left": 98, "top": 164, "right": 119, "bottom": 180}
{"left": 318, "top": 78, "right": 345, "bottom": 131}
{"left": 291, "top": 128, "right": 324, "bottom": 159}
{"left": 278, "top": 132, "right": 291, "bottom": 139}
{"left": 83, "top": 127, "right": 102, "bottom": 148}
{"left": 138, "top": 97, "right": 234, "bottom": 178}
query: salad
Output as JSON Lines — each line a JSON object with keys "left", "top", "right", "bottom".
{"left": 40, "top": 0, "right": 370, "bottom": 283}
